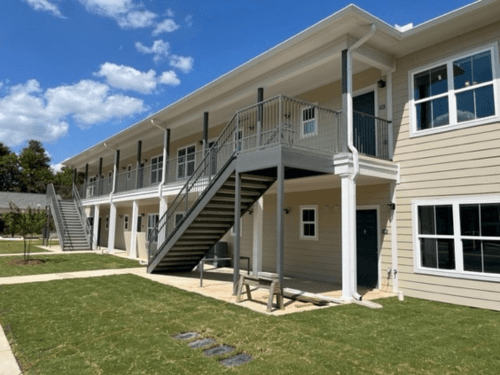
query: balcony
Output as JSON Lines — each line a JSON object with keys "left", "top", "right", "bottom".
{"left": 78, "top": 95, "right": 391, "bottom": 200}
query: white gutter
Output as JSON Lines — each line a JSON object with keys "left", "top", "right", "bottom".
{"left": 103, "top": 142, "right": 117, "bottom": 197}
{"left": 346, "top": 24, "right": 377, "bottom": 301}
{"left": 151, "top": 119, "right": 168, "bottom": 197}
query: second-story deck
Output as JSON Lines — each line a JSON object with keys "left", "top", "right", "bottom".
{"left": 78, "top": 95, "right": 392, "bottom": 200}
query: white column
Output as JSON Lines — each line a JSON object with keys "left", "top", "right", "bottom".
{"left": 341, "top": 174, "right": 353, "bottom": 300}
{"left": 390, "top": 182, "right": 399, "bottom": 293}
{"left": 158, "top": 197, "right": 168, "bottom": 245}
{"left": 252, "top": 197, "right": 264, "bottom": 275}
{"left": 386, "top": 70, "right": 394, "bottom": 160}
{"left": 93, "top": 204, "right": 100, "bottom": 250}
{"left": 108, "top": 202, "right": 117, "bottom": 254}
{"left": 130, "top": 200, "right": 139, "bottom": 259}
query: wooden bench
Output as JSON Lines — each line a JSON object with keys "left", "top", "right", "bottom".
{"left": 236, "top": 273, "right": 284, "bottom": 312}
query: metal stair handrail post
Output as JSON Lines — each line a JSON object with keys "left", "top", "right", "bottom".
{"left": 72, "top": 183, "right": 94, "bottom": 250}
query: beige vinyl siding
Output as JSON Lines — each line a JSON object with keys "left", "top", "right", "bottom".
{"left": 392, "top": 21, "right": 500, "bottom": 310}
{"left": 257, "top": 184, "right": 392, "bottom": 286}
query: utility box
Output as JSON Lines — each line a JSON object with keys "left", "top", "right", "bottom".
{"left": 205, "top": 241, "right": 230, "bottom": 268}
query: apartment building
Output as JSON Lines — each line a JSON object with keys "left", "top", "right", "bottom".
{"left": 60, "top": 1, "right": 500, "bottom": 310}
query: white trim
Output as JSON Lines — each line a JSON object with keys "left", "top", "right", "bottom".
{"left": 357, "top": 205, "right": 381, "bottom": 289}
{"left": 300, "top": 205, "right": 318, "bottom": 241}
{"left": 147, "top": 213, "right": 159, "bottom": 242}
{"left": 409, "top": 42, "right": 500, "bottom": 138}
{"left": 150, "top": 153, "right": 164, "bottom": 185}
{"left": 176, "top": 144, "right": 197, "bottom": 180}
{"left": 123, "top": 214, "right": 129, "bottom": 230}
{"left": 412, "top": 196, "right": 500, "bottom": 282}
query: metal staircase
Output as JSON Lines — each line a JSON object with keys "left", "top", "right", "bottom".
{"left": 47, "top": 184, "right": 92, "bottom": 251}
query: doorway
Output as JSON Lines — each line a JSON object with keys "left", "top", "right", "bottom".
{"left": 356, "top": 209, "right": 379, "bottom": 289}
{"left": 353, "top": 90, "right": 376, "bottom": 157}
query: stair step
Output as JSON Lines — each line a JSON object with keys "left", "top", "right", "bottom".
{"left": 190, "top": 223, "right": 231, "bottom": 228}
{"left": 185, "top": 229, "right": 226, "bottom": 234}
{"left": 225, "top": 181, "right": 268, "bottom": 189}
{"left": 212, "top": 196, "right": 254, "bottom": 203}
{"left": 199, "top": 210, "right": 234, "bottom": 216}
{"left": 176, "top": 241, "right": 217, "bottom": 245}
{"left": 195, "top": 216, "right": 234, "bottom": 222}
{"left": 182, "top": 235, "right": 220, "bottom": 240}
{"left": 217, "top": 189, "right": 261, "bottom": 196}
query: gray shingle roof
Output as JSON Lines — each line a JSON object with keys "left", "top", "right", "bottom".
{"left": 0, "top": 192, "right": 47, "bottom": 210}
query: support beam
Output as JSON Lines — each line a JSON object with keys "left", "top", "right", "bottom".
{"left": 98, "top": 157, "right": 103, "bottom": 195}
{"left": 256, "top": 88, "right": 263, "bottom": 147}
{"left": 386, "top": 69, "right": 394, "bottom": 160}
{"left": 353, "top": 44, "right": 395, "bottom": 72}
{"left": 93, "top": 204, "right": 100, "bottom": 250}
{"left": 340, "top": 49, "right": 349, "bottom": 153}
{"left": 233, "top": 172, "right": 241, "bottom": 295}
{"left": 84, "top": 164, "right": 89, "bottom": 185}
{"left": 130, "top": 200, "right": 139, "bottom": 258}
{"left": 108, "top": 203, "right": 117, "bottom": 254}
{"left": 340, "top": 174, "right": 352, "bottom": 299}
{"left": 113, "top": 149, "right": 120, "bottom": 193}
{"left": 252, "top": 197, "right": 264, "bottom": 275}
{"left": 136, "top": 141, "right": 142, "bottom": 189}
{"left": 158, "top": 197, "right": 168, "bottom": 246}
{"left": 165, "top": 129, "right": 170, "bottom": 182}
{"left": 203, "top": 112, "right": 209, "bottom": 153}
{"left": 73, "top": 168, "right": 77, "bottom": 185}
{"left": 276, "top": 165, "right": 285, "bottom": 286}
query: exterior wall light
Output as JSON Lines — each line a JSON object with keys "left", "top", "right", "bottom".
{"left": 387, "top": 202, "right": 396, "bottom": 210}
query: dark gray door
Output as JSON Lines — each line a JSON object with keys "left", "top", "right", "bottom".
{"left": 353, "top": 91, "right": 376, "bottom": 157}
{"left": 357, "top": 209, "right": 378, "bottom": 288}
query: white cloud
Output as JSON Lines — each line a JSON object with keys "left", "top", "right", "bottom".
{"left": 135, "top": 40, "right": 170, "bottom": 63}
{"left": 165, "top": 9, "right": 174, "bottom": 18}
{"left": 25, "top": 0, "right": 65, "bottom": 18}
{"left": 185, "top": 15, "right": 193, "bottom": 28}
{"left": 117, "top": 10, "right": 156, "bottom": 28}
{"left": 170, "top": 55, "right": 194, "bottom": 73}
{"left": 0, "top": 79, "right": 145, "bottom": 147}
{"left": 158, "top": 71, "right": 180, "bottom": 86}
{"left": 153, "top": 18, "right": 180, "bottom": 35}
{"left": 95, "top": 63, "right": 158, "bottom": 94}
{"left": 50, "top": 163, "right": 64, "bottom": 174}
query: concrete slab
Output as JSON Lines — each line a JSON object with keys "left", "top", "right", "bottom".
{"left": 188, "top": 338, "right": 217, "bottom": 349}
{"left": 0, "top": 325, "right": 22, "bottom": 375}
{"left": 220, "top": 353, "right": 253, "bottom": 367}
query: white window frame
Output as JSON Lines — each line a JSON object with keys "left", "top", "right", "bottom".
{"left": 123, "top": 214, "right": 129, "bottom": 230}
{"left": 127, "top": 164, "right": 132, "bottom": 180}
{"left": 231, "top": 217, "right": 243, "bottom": 237}
{"left": 300, "top": 102, "right": 319, "bottom": 139}
{"left": 105, "top": 216, "right": 109, "bottom": 230}
{"left": 409, "top": 42, "right": 500, "bottom": 138}
{"left": 412, "top": 196, "right": 500, "bottom": 282}
{"left": 174, "top": 211, "right": 184, "bottom": 226}
{"left": 300, "top": 205, "right": 318, "bottom": 241}
{"left": 150, "top": 154, "right": 163, "bottom": 185}
{"left": 147, "top": 213, "right": 159, "bottom": 242}
{"left": 176, "top": 144, "right": 197, "bottom": 180}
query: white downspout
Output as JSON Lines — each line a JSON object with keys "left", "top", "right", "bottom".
{"left": 103, "top": 142, "right": 117, "bottom": 197}
{"left": 347, "top": 24, "right": 377, "bottom": 301}
{"left": 151, "top": 119, "right": 168, "bottom": 197}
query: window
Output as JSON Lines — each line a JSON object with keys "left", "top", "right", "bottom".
{"left": 124, "top": 215, "right": 129, "bottom": 230}
{"left": 177, "top": 146, "right": 196, "bottom": 179}
{"left": 105, "top": 216, "right": 109, "bottom": 230}
{"left": 414, "top": 199, "right": 500, "bottom": 280}
{"left": 147, "top": 214, "right": 159, "bottom": 242}
{"left": 300, "top": 206, "right": 318, "bottom": 240}
{"left": 410, "top": 44, "right": 499, "bottom": 136}
{"left": 175, "top": 212, "right": 184, "bottom": 226}
{"left": 150, "top": 156, "right": 163, "bottom": 185}
{"left": 108, "top": 171, "right": 113, "bottom": 184}
{"left": 233, "top": 130, "right": 243, "bottom": 152}
{"left": 301, "top": 105, "right": 318, "bottom": 138}
{"left": 127, "top": 165, "right": 132, "bottom": 180}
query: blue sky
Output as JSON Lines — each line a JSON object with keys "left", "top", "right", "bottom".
{"left": 0, "top": 0, "right": 473, "bottom": 170}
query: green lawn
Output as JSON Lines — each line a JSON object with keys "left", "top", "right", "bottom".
{"left": 0, "top": 254, "right": 142, "bottom": 277}
{"left": 0, "top": 239, "right": 56, "bottom": 254}
{"left": 1, "top": 275, "right": 499, "bottom": 374}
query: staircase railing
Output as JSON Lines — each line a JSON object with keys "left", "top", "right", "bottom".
{"left": 46, "top": 183, "right": 67, "bottom": 249}
{"left": 353, "top": 110, "right": 391, "bottom": 160}
{"left": 73, "top": 183, "right": 94, "bottom": 249}
{"left": 148, "top": 95, "right": 342, "bottom": 264}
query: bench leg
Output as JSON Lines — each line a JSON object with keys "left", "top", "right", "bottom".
{"left": 236, "top": 275, "right": 245, "bottom": 302}
{"left": 245, "top": 284, "right": 252, "bottom": 301}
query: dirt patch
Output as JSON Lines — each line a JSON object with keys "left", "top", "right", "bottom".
{"left": 6, "top": 259, "right": 46, "bottom": 266}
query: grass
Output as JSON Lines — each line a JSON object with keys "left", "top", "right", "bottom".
{"left": 1, "top": 274, "right": 499, "bottom": 374}
{"left": 0, "top": 254, "right": 142, "bottom": 277}
{"left": 0, "top": 239, "right": 57, "bottom": 254}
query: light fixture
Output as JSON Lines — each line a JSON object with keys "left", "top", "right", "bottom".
{"left": 378, "top": 79, "right": 386, "bottom": 88}
{"left": 284, "top": 207, "right": 291, "bottom": 214}
{"left": 119, "top": 214, "right": 123, "bottom": 219}
{"left": 141, "top": 213, "right": 145, "bottom": 217}
{"left": 387, "top": 202, "right": 396, "bottom": 210}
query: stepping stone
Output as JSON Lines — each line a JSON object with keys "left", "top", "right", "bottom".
{"left": 172, "top": 332, "right": 200, "bottom": 341}
{"left": 203, "top": 345, "right": 234, "bottom": 357}
{"left": 220, "top": 353, "right": 253, "bottom": 367}
{"left": 188, "top": 338, "right": 217, "bottom": 349}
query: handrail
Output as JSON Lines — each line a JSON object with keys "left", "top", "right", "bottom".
{"left": 147, "top": 95, "right": 343, "bottom": 264}
{"left": 352, "top": 110, "right": 391, "bottom": 160}
{"left": 46, "top": 184, "right": 67, "bottom": 249}
{"left": 73, "top": 183, "right": 94, "bottom": 249}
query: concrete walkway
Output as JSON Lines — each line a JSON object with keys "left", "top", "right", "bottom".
{"left": 0, "top": 326, "right": 21, "bottom": 375}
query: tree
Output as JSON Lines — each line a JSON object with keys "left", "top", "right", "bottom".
{"left": 0, "top": 142, "right": 20, "bottom": 191}
{"left": 18, "top": 140, "right": 53, "bottom": 193}
{"left": 7, "top": 203, "right": 46, "bottom": 261}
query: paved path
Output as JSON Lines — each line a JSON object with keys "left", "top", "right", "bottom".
{"left": 0, "top": 251, "right": 95, "bottom": 257}
{"left": 0, "top": 326, "right": 21, "bottom": 375}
